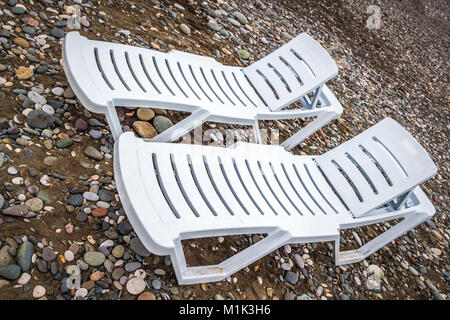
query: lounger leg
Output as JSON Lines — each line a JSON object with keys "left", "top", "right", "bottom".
{"left": 105, "top": 103, "right": 123, "bottom": 140}
{"left": 309, "top": 85, "right": 323, "bottom": 110}
{"left": 281, "top": 112, "right": 337, "bottom": 151}
{"left": 335, "top": 212, "right": 428, "bottom": 265}
{"left": 170, "top": 230, "right": 291, "bottom": 285}
{"left": 253, "top": 120, "right": 262, "bottom": 144}
{"left": 150, "top": 109, "right": 210, "bottom": 143}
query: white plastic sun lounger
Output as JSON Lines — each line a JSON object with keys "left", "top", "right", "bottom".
{"left": 114, "top": 118, "right": 436, "bottom": 284}
{"left": 63, "top": 31, "right": 342, "bottom": 150}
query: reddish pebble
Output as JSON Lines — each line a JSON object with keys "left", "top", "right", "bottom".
{"left": 75, "top": 118, "right": 88, "bottom": 131}
{"left": 92, "top": 208, "right": 107, "bottom": 217}
{"left": 90, "top": 271, "right": 104, "bottom": 281}
{"left": 138, "top": 292, "right": 156, "bottom": 300}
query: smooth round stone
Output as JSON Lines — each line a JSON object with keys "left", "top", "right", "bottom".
{"left": 89, "top": 130, "right": 102, "bottom": 139}
{"left": 67, "top": 194, "right": 83, "bottom": 207}
{"left": 42, "top": 247, "right": 56, "bottom": 262}
{"left": 136, "top": 108, "right": 155, "bottom": 121}
{"left": 126, "top": 277, "right": 146, "bottom": 295}
{"left": 179, "top": 23, "right": 190, "bottom": 35}
{"left": 83, "top": 192, "right": 99, "bottom": 202}
{"left": 112, "top": 268, "right": 125, "bottom": 280}
{"left": 237, "top": 49, "right": 249, "bottom": 60}
{"left": 27, "top": 91, "right": 47, "bottom": 105}
{"left": 152, "top": 116, "right": 173, "bottom": 134}
{"left": 51, "top": 87, "right": 64, "bottom": 96}
{"left": 12, "top": 6, "right": 26, "bottom": 15}
{"left": 75, "top": 119, "right": 88, "bottom": 131}
{"left": 130, "top": 238, "right": 150, "bottom": 257}
{"left": 56, "top": 138, "right": 73, "bottom": 149}
{"left": 25, "top": 198, "right": 43, "bottom": 212}
{"left": 285, "top": 271, "right": 299, "bottom": 285}
{"left": 26, "top": 109, "right": 56, "bottom": 129}
{"left": 207, "top": 20, "right": 221, "bottom": 31}
{"left": 42, "top": 104, "right": 55, "bottom": 115}
{"left": 17, "top": 242, "right": 33, "bottom": 272}
{"left": 83, "top": 252, "right": 105, "bottom": 267}
{"left": 138, "top": 292, "right": 156, "bottom": 300}
{"left": 18, "top": 272, "right": 31, "bottom": 285}
{"left": 64, "top": 250, "right": 74, "bottom": 262}
{"left": 51, "top": 28, "right": 65, "bottom": 38}
{"left": 112, "top": 245, "right": 124, "bottom": 258}
{"left": 43, "top": 156, "right": 58, "bottom": 166}
{"left": 118, "top": 221, "right": 132, "bottom": 235}
{"left": 84, "top": 146, "right": 103, "bottom": 161}
{"left": 7, "top": 167, "right": 18, "bottom": 175}
{"left": 125, "top": 262, "right": 141, "bottom": 272}
{"left": 151, "top": 279, "right": 161, "bottom": 290}
{"left": 132, "top": 121, "right": 157, "bottom": 138}
{"left": 32, "top": 285, "right": 46, "bottom": 299}
{"left": 0, "top": 265, "right": 21, "bottom": 280}
{"left": 75, "top": 288, "right": 88, "bottom": 299}
{"left": 232, "top": 12, "right": 248, "bottom": 24}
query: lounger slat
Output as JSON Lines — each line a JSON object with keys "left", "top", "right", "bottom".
{"left": 218, "top": 156, "right": 265, "bottom": 215}
{"left": 152, "top": 56, "right": 185, "bottom": 97}
{"left": 171, "top": 152, "right": 217, "bottom": 217}
{"left": 243, "top": 68, "right": 278, "bottom": 107}
{"left": 110, "top": 48, "right": 143, "bottom": 92}
{"left": 256, "top": 64, "right": 291, "bottom": 98}
{"left": 202, "top": 154, "right": 249, "bottom": 217}
{"left": 210, "top": 69, "right": 239, "bottom": 106}
{"left": 269, "top": 161, "right": 315, "bottom": 216}
{"left": 139, "top": 53, "right": 173, "bottom": 96}
{"left": 164, "top": 59, "right": 199, "bottom": 100}
{"left": 345, "top": 146, "right": 391, "bottom": 195}
{"left": 361, "top": 140, "right": 405, "bottom": 186}
{"left": 228, "top": 69, "right": 267, "bottom": 109}
{"left": 244, "top": 159, "right": 291, "bottom": 216}
{"left": 199, "top": 66, "right": 231, "bottom": 105}
{"left": 188, "top": 152, "right": 234, "bottom": 217}
{"left": 258, "top": 160, "right": 303, "bottom": 216}
{"left": 268, "top": 57, "right": 303, "bottom": 95}
{"left": 232, "top": 157, "right": 283, "bottom": 216}
{"left": 153, "top": 152, "right": 198, "bottom": 219}
{"left": 133, "top": 149, "right": 177, "bottom": 221}
{"left": 315, "top": 158, "right": 363, "bottom": 209}
{"left": 281, "top": 50, "right": 316, "bottom": 87}
{"left": 80, "top": 46, "right": 112, "bottom": 92}
{"left": 94, "top": 47, "right": 129, "bottom": 91}
{"left": 292, "top": 161, "right": 338, "bottom": 215}
{"left": 331, "top": 152, "right": 377, "bottom": 203}
{"left": 125, "top": 50, "right": 160, "bottom": 95}
{"left": 279, "top": 162, "right": 324, "bottom": 216}
{"left": 188, "top": 65, "right": 223, "bottom": 105}
{"left": 304, "top": 162, "right": 348, "bottom": 214}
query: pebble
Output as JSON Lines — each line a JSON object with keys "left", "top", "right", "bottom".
{"left": 0, "top": 265, "right": 21, "bottom": 280}
{"left": 32, "top": 285, "right": 46, "bottom": 299}
{"left": 83, "top": 252, "right": 105, "bottom": 267}
{"left": 126, "top": 277, "right": 146, "bottom": 295}
{"left": 152, "top": 116, "right": 173, "bottom": 134}
{"left": 285, "top": 271, "right": 299, "bottom": 285}
{"left": 132, "top": 121, "right": 157, "bottom": 138}
{"left": 136, "top": 108, "right": 155, "bottom": 121}
{"left": 130, "top": 237, "right": 151, "bottom": 257}
{"left": 84, "top": 146, "right": 104, "bottom": 161}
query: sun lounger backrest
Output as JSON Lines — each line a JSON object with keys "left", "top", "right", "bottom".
{"left": 243, "top": 33, "right": 338, "bottom": 111}
{"left": 315, "top": 118, "right": 437, "bottom": 217}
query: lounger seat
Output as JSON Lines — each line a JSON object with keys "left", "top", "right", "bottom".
{"left": 63, "top": 31, "right": 342, "bottom": 150}
{"left": 114, "top": 118, "right": 436, "bottom": 284}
